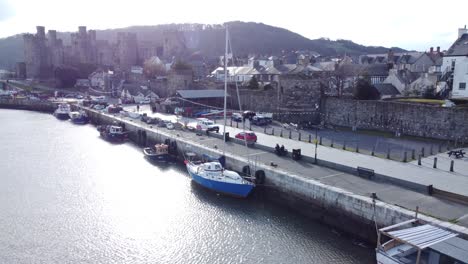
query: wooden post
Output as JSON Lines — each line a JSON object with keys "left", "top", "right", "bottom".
{"left": 271, "top": 128, "right": 274, "bottom": 135}
{"left": 280, "top": 130, "right": 283, "bottom": 137}
{"left": 415, "top": 206, "right": 419, "bottom": 219}
{"left": 288, "top": 130, "right": 292, "bottom": 139}
{"left": 331, "top": 138, "right": 334, "bottom": 148}
{"left": 418, "top": 155, "right": 421, "bottom": 165}
{"left": 356, "top": 142, "right": 359, "bottom": 153}
{"left": 236, "top": 122, "right": 238, "bottom": 128}
{"left": 430, "top": 145, "right": 433, "bottom": 155}
{"left": 308, "top": 134, "right": 311, "bottom": 143}
{"left": 450, "top": 160, "right": 454, "bottom": 172}
{"left": 371, "top": 145, "right": 375, "bottom": 156}
{"left": 342, "top": 141, "right": 346, "bottom": 150}
{"left": 230, "top": 119, "right": 232, "bottom": 127}
{"left": 403, "top": 151, "right": 407, "bottom": 162}
{"left": 411, "top": 149, "right": 415, "bottom": 160}
{"left": 387, "top": 148, "right": 390, "bottom": 159}
{"left": 319, "top": 136, "right": 322, "bottom": 145}
{"left": 433, "top": 157, "right": 437, "bottom": 168}
{"left": 421, "top": 147, "right": 425, "bottom": 157}
{"left": 264, "top": 126, "right": 266, "bottom": 133}
{"left": 298, "top": 132, "right": 301, "bottom": 141}
{"left": 438, "top": 144, "right": 442, "bottom": 153}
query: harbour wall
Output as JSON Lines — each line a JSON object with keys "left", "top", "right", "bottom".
{"left": 0, "top": 98, "right": 57, "bottom": 112}
{"left": 83, "top": 107, "right": 468, "bottom": 243}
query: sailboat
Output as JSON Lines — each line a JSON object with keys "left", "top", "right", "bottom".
{"left": 184, "top": 26, "right": 255, "bottom": 198}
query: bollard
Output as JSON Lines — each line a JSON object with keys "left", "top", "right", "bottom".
{"left": 236, "top": 122, "right": 239, "bottom": 128}
{"left": 403, "top": 151, "right": 407, "bottom": 162}
{"left": 280, "top": 130, "right": 283, "bottom": 137}
{"left": 272, "top": 128, "right": 274, "bottom": 136}
{"left": 230, "top": 119, "right": 232, "bottom": 127}
{"left": 331, "top": 139, "right": 334, "bottom": 148}
{"left": 264, "top": 127, "right": 266, "bottom": 133}
{"left": 433, "top": 157, "right": 437, "bottom": 169}
{"left": 298, "top": 133, "right": 301, "bottom": 141}
{"left": 289, "top": 130, "right": 292, "bottom": 139}
{"left": 387, "top": 148, "right": 391, "bottom": 159}
{"left": 418, "top": 155, "right": 421, "bottom": 166}
{"left": 421, "top": 147, "right": 425, "bottom": 157}
{"left": 249, "top": 123, "right": 252, "bottom": 130}
{"left": 343, "top": 141, "right": 346, "bottom": 150}
{"left": 319, "top": 136, "right": 322, "bottom": 145}
{"left": 411, "top": 149, "right": 415, "bottom": 160}
{"left": 450, "top": 160, "right": 454, "bottom": 172}
{"left": 430, "top": 145, "right": 433, "bottom": 155}
{"left": 356, "top": 142, "right": 359, "bottom": 153}
{"left": 308, "top": 134, "right": 312, "bottom": 143}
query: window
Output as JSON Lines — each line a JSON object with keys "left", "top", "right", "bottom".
{"left": 459, "top": 82, "right": 466, "bottom": 90}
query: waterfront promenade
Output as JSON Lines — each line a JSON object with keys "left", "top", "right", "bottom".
{"left": 91, "top": 106, "right": 468, "bottom": 228}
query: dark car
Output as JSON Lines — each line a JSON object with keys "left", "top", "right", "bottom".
{"left": 252, "top": 115, "right": 272, "bottom": 126}
{"left": 242, "top": 111, "right": 256, "bottom": 120}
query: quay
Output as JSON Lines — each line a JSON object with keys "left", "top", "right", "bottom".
{"left": 2, "top": 98, "right": 468, "bottom": 243}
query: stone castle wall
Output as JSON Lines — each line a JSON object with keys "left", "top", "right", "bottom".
{"left": 323, "top": 97, "right": 468, "bottom": 140}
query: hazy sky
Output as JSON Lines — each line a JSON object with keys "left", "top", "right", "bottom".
{"left": 0, "top": 0, "right": 466, "bottom": 51}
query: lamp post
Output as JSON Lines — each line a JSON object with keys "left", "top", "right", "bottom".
{"left": 314, "top": 103, "right": 319, "bottom": 163}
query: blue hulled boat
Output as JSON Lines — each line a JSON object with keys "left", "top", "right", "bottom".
{"left": 185, "top": 160, "right": 254, "bottom": 198}
{"left": 69, "top": 111, "right": 89, "bottom": 124}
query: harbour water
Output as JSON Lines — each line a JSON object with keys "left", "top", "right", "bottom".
{"left": 0, "top": 109, "right": 375, "bottom": 263}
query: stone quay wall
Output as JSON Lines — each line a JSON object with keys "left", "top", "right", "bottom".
{"left": 323, "top": 97, "right": 468, "bottom": 141}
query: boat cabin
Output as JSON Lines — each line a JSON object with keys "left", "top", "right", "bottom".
{"left": 154, "top": 144, "right": 169, "bottom": 155}
{"left": 376, "top": 218, "right": 468, "bottom": 264}
{"left": 109, "top": 126, "right": 124, "bottom": 134}
{"left": 202, "top": 162, "right": 223, "bottom": 171}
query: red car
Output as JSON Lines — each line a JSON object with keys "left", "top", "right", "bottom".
{"left": 235, "top": 131, "right": 257, "bottom": 142}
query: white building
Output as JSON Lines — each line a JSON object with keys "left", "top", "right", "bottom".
{"left": 441, "top": 26, "right": 468, "bottom": 98}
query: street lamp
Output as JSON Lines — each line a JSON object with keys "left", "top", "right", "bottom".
{"left": 314, "top": 103, "right": 319, "bottom": 163}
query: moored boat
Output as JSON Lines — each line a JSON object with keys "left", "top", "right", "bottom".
{"left": 143, "top": 144, "right": 173, "bottom": 162}
{"left": 97, "top": 125, "right": 128, "bottom": 142}
{"left": 185, "top": 160, "right": 255, "bottom": 198}
{"left": 53, "top": 103, "right": 71, "bottom": 120}
{"left": 376, "top": 218, "right": 467, "bottom": 264}
{"left": 69, "top": 110, "right": 89, "bottom": 124}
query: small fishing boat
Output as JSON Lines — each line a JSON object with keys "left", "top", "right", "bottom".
{"left": 143, "top": 144, "right": 173, "bottom": 162}
{"left": 97, "top": 125, "right": 128, "bottom": 142}
{"left": 53, "top": 103, "right": 71, "bottom": 120}
{"left": 69, "top": 110, "right": 89, "bottom": 124}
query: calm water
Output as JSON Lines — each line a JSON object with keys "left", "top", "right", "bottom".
{"left": 0, "top": 109, "right": 375, "bottom": 264}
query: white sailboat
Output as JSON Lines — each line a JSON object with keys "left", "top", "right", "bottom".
{"left": 184, "top": 25, "right": 255, "bottom": 198}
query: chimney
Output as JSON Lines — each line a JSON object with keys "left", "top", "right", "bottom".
{"left": 458, "top": 26, "right": 468, "bottom": 38}
{"left": 436, "top": 46, "right": 440, "bottom": 53}
{"left": 430, "top": 47, "right": 433, "bottom": 53}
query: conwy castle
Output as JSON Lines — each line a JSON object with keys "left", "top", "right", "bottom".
{"left": 20, "top": 26, "right": 186, "bottom": 79}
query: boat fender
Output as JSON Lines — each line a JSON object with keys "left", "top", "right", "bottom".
{"left": 242, "top": 166, "right": 251, "bottom": 177}
{"left": 255, "top": 170, "right": 265, "bottom": 185}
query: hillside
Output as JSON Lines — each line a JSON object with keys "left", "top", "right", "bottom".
{"left": 0, "top": 21, "right": 406, "bottom": 69}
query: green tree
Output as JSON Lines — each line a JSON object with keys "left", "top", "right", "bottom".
{"left": 248, "top": 76, "right": 259, "bottom": 89}
{"left": 172, "top": 60, "right": 192, "bottom": 71}
{"left": 353, "top": 77, "right": 379, "bottom": 100}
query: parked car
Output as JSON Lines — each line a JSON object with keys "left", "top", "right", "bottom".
{"left": 232, "top": 113, "right": 243, "bottom": 122}
{"left": 139, "top": 98, "right": 151, "bottom": 104}
{"left": 93, "top": 104, "right": 106, "bottom": 110}
{"left": 65, "top": 94, "right": 75, "bottom": 98}
{"left": 242, "top": 110, "right": 256, "bottom": 120}
{"left": 165, "top": 122, "right": 175, "bottom": 130}
{"left": 190, "top": 118, "right": 220, "bottom": 133}
{"left": 76, "top": 94, "right": 84, "bottom": 99}
{"left": 252, "top": 115, "right": 272, "bottom": 126}
{"left": 235, "top": 131, "right": 257, "bottom": 142}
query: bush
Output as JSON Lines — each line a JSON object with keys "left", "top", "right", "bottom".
{"left": 353, "top": 78, "right": 379, "bottom": 100}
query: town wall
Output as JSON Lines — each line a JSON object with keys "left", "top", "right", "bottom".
{"left": 323, "top": 97, "right": 468, "bottom": 140}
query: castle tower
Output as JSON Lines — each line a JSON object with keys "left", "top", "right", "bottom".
{"left": 162, "top": 30, "right": 187, "bottom": 59}
{"left": 71, "top": 26, "right": 97, "bottom": 64}
{"left": 23, "top": 26, "right": 51, "bottom": 79}
{"left": 116, "top": 32, "right": 138, "bottom": 71}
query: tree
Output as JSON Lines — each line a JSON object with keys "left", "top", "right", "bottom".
{"left": 422, "top": 85, "right": 436, "bottom": 99}
{"left": 248, "top": 76, "right": 259, "bottom": 89}
{"left": 172, "top": 60, "right": 192, "bottom": 71}
{"left": 353, "top": 77, "right": 379, "bottom": 100}
{"left": 144, "top": 61, "right": 166, "bottom": 78}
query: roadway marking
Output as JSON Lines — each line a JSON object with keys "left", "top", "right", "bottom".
{"left": 318, "top": 172, "right": 345, "bottom": 179}
{"left": 245, "top": 151, "right": 268, "bottom": 156}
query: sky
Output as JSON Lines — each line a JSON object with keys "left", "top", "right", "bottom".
{"left": 0, "top": 0, "right": 467, "bottom": 51}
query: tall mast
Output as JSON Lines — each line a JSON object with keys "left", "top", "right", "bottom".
{"left": 223, "top": 25, "right": 228, "bottom": 157}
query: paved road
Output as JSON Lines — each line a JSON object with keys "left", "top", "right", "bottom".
{"left": 94, "top": 106, "right": 468, "bottom": 227}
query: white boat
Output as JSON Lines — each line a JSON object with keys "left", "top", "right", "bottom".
{"left": 376, "top": 218, "right": 468, "bottom": 264}
{"left": 53, "top": 103, "right": 71, "bottom": 120}
{"left": 184, "top": 26, "right": 255, "bottom": 198}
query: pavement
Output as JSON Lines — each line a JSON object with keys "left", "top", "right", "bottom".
{"left": 98, "top": 105, "right": 468, "bottom": 227}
